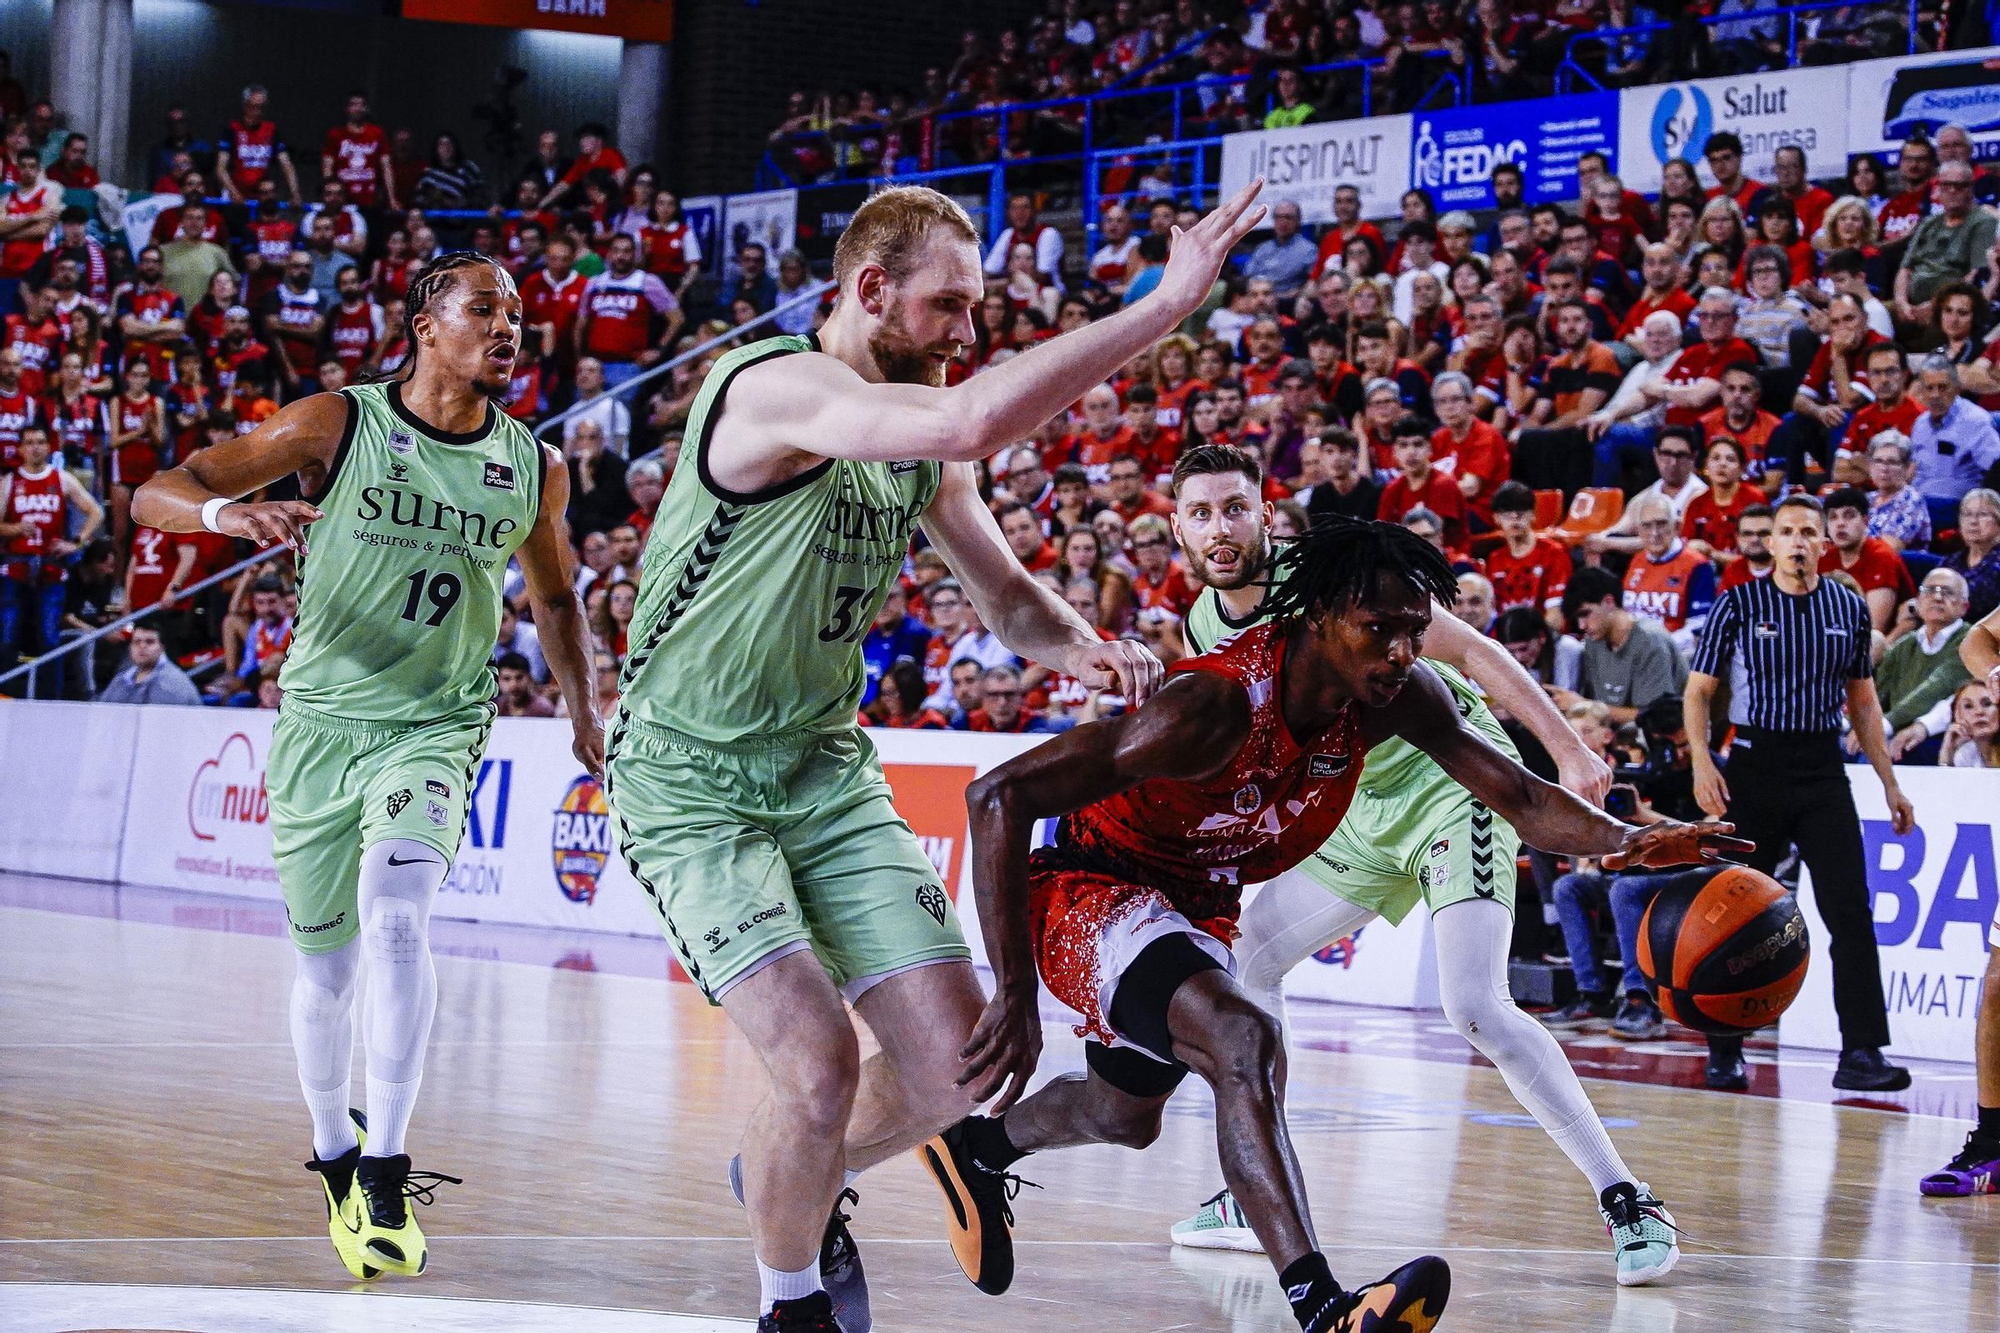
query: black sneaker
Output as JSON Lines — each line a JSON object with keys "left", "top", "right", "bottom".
{"left": 1542, "top": 991, "right": 1614, "bottom": 1027}
{"left": 1611, "top": 992, "right": 1667, "bottom": 1041}
{"left": 758, "top": 1291, "right": 841, "bottom": 1333}
{"left": 1705, "top": 1049, "right": 1749, "bottom": 1092}
{"left": 1833, "top": 1046, "right": 1912, "bottom": 1092}
{"left": 918, "top": 1117, "right": 1038, "bottom": 1295}
{"left": 820, "top": 1188, "right": 869, "bottom": 1333}
{"left": 1305, "top": 1255, "right": 1452, "bottom": 1332}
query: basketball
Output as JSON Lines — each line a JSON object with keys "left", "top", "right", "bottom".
{"left": 1638, "top": 868, "right": 1810, "bottom": 1035}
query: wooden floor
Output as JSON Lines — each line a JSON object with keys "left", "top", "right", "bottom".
{"left": 2, "top": 873, "right": 1996, "bottom": 1333}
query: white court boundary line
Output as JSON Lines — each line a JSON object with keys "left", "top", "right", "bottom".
{"left": 4, "top": 1235, "right": 1997, "bottom": 1267}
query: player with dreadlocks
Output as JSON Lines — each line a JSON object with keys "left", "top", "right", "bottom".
{"left": 135, "top": 251, "right": 601, "bottom": 1281}
{"left": 925, "top": 518, "right": 1750, "bottom": 1333}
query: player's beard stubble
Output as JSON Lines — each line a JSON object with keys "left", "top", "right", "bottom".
{"left": 869, "top": 299, "right": 956, "bottom": 388}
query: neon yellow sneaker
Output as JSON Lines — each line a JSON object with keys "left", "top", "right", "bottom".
{"left": 353, "top": 1152, "right": 461, "bottom": 1277}
{"left": 304, "top": 1109, "right": 376, "bottom": 1281}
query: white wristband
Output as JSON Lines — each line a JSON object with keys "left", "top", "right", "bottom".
{"left": 200, "top": 497, "right": 235, "bottom": 534}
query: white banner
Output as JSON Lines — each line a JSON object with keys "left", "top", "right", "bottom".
{"left": 1219, "top": 115, "right": 1414, "bottom": 224}
{"left": 1780, "top": 765, "right": 2000, "bottom": 1065}
{"left": 0, "top": 701, "right": 137, "bottom": 882}
{"left": 1617, "top": 67, "right": 1850, "bottom": 195}
{"left": 1845, "top": 45, "right": 2000, "bottom": 164}
{"left": 720, "top": 187, "right": 798, "bottom": 282}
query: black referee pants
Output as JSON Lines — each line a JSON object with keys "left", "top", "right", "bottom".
{"left": 1716, "top": 730, "right": 1891, "bottom": 1052}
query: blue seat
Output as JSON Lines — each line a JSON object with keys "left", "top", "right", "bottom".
{"left": 1902, "top": 550, "right": 1942, "bottom": 581}
{"left": 1926, "top": 495, "right": 1962, "bottom": 536}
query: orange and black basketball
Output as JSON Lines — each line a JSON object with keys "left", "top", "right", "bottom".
{"left": 1637, "top": 867, "right": 1809, "bottom": 1035}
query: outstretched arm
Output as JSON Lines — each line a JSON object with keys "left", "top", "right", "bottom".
{"left": 1421, "top": 606, "right": 1611, "bottom": 804}
{"left": 132, "top": 392, "right": 342, "bottom": 552}
{"left": 1371, "top": 664, "right": 1749, "bottom": 868}
{"left": 515, "top": 445, "right": 602, "bottom": 775}
{"left": 922, "top": 463, "right": 1163, "bottom": 704}
{"left": 959, "top": 672, "right": 1250, "bottom": 1110}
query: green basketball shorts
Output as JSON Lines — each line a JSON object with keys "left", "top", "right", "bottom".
{"left": 1296, "top": 785, "right": 1520, "bottom": 924}
{"left": 267, "top": 699, "right": 493, "bottom": 953}
{"left": 604, "top": 720, "right": 969, "bottom": 1003}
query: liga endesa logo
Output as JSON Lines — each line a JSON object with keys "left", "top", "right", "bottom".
{"left": 187, "top": 733, "right": 268, "bottom": 841}
{"left": 551, "top": 773, "right": 612, "bottom": 904}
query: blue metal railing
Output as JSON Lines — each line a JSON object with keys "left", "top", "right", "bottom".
{"left": 1556, "top": 0, "right": 1920, "bottom": 94}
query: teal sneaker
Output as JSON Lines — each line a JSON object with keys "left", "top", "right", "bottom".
{"left": 1169, "top": 1188, "right": 1262, "bottom": 1253}
{"left": 1599, "top": 1181, "right": 1680, "bottom": 1286}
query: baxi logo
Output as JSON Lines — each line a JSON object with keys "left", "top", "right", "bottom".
{"left": 551, "top": 773, "right": 612, "bottom": 904}
{"left": 1313, "top": 928, "right": 1366, "bottom": 968}
{"left": 187, "top": 733, "right": 267, "bottom": 841}
{"left": 1649, "top": 85, "right": 1713, "bottom": 167}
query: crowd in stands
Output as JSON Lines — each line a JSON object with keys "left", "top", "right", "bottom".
{"left": 764, "top": 0, "right": 1928, "bottom": 182}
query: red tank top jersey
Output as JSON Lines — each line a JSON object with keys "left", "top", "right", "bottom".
{"left": 5, "top": 314, "right": 62, "bottom": 397}
{"left": 0, "top": 387, "right": 36, "bottom": 469}
{"left": 1044, "top": 622, "right": 1367, "bottom": 929}
{"left": 1621, "top": 544, "right": 1711, "bottom": 632}
{"left": 505, "top": 360, "right": 546, "bottom": 420}
{"left": 1680, "top": 486, "right": 1760, "bottom": 554}
{"left": 269, "top": 288, "right": 325, "bottom": 374}
{"left": 371, "top": 255, "right": 418, "bottom": 303}
{"left": 126, "top": 524, "right": 183, "bottom": 609}
{"left": 326, "top": 301, "right": 380, "bottom": 375}
{"left": 163, "top": 381, "right": 211, "bottom": 459}
{"left": 1486, "top": 535, "right": 1572, "bottom": 612}
{"left": 113, "top": 392, "right": 161, "bottom": 486}
{"left": 323, "top": 123, "right": 387, "bottom": 205}
{"left": 224, "top": 119, "right": 281, "bottom": 190}
{"left": 641, "top": 220, "right": 697, "bottom": 279}
{"left": 4, "top": 464, "right": 67, "bottom": 580}
{"left": 522, "top": 269, "right": 587, "bottom": 345}
{"left": 1663, "top": 340, "right": 1758, "bottom": 425}
{"left": 1, "top": 181, "right": 56, "bottom": 278}
{"left": 582, "top": 274, "right": 657, "bottom": 361}
{"left": 115, "top": 284, "right": 187, "bottom": 381}
{"left": 1241, "top": 358, "right": 1284, "bottom": 407}
{"left": 1155, "top": 378, "right": 1202, "bottom": 430}
{"left": 245, "top": 217, "right": 298, "bottom": 304}
{"left": 44, "top": 390, "right": 106, "bottom": 464}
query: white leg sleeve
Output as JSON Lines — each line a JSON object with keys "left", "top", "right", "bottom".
{"left": 290, "top": 938, "right": 361, "bottom": 1159}
{"left": 358, "top": 838, "right": 448, "bottom": 1158}
{"left": 1235, "top": 867, "right": 1380, "bottom": 1046}
{"left": 1431, "top": 896, "right": 1635, "bottom": 1198}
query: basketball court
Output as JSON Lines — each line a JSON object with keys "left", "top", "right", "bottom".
{"left": 3, "top": 871, "right": 1991, "bottom": 1333}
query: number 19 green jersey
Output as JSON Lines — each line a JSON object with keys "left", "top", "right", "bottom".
{"left": 615, "top": 334, "right": 942, "bottom": 746}
{"left": 278, "top": 382, "right": 545, "bottom": 723}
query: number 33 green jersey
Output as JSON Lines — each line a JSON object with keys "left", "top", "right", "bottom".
{"left": 616, "top": 335, "right": 942, "bottom": 745}
{"left": 279, "top": 382, "right": 546, "bottom": 723}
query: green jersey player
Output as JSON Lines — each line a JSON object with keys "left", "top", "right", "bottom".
{"left": 604, "top": 181, "right": 1269, "bottom": 1333}
{"left": 1161, "top": 444, "right": 1682, "bottom": 1287}
{"left": 134, "top": 253, "right": 601, "bottom": 1283}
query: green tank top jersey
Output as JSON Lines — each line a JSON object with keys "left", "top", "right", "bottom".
{"left": 615, "top": 334, "right": 942, "bottom": 746}
{"left": 1183, "top": 583, "right": 1518, "bottom": 802}
{"left": 278, "top": 382, "right": 545, "bottom": 724}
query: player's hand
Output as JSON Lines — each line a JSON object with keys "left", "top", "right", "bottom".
{"left": 1149, "top": 178, "right": 1268, "bottom": 320}
{"left": 217, "top": 500, "right": 323, "bottom": 554}
{"left": 1555, "top": 744, "right": 1614, "bottom": 807}
{"left": 1885, "top": 782, "right": 1915, "bottom": 836}
{"left": 957, "top": 981, "right": 1043, "bottom": 1114}
{"left": 1602, "top": 819, "right": 1754, "bottom": 871}
{"left": 571, "top": 713, "right": 606, "bottom": 779}
{"left": 1067, "top": 636, "right": 1164, "bottom": 705}
{"left": 1693, "top": 758, "right": 1730, "bottom": 819}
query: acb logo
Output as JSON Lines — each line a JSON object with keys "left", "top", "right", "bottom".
{"left": 551, "top": 773, "right": 612, "bottom": 904}
{"left": 1649, "top": 85, "right": 1714, "bottom": 166}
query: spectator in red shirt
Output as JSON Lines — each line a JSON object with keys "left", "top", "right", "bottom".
{"left": 1485, "top": 480, "right": 1572, "bottom": 627}
{"left": 967, "top": 664, "right": 1061, "bottom": 733}
{"left": 1821, "top": 486, "right": 1914, "bottom": 630}
{"left": 1430, "top": 369, "right": 1509, "bottom": 529}
{"left": 1717, "top": 503, "right": 1776, "bottom": 591}
{"left": 574, "top": 233, "right": 682, "bottom": 389}
{"left": 1128, "top": 512, "right": 1197, "bottom": 615}
{"left": 1050, "top": 383, "right": 1138, "bottom": 484}
{"left": 321, "top": 93, "right": 396, "bottom": 212}
{"left": 998, "top": 499, "right": 1060, "bottom": 572}
{"left": 538, "top": 122, "right": 628, "bottom": 212}
{"left": 1379, "top": 416, "right": 1469, "bottom": 550}
{"left": 1771, "top": 145, "right": 1834, "bottom": 241}
{"left": 1848, "top": 342, "right": 1923, "bottom": 450}
{"left": 1106, "top": 451, "right": 1172, "bottom": 524}
{"left": 44, "top": 132, "right": 99, "bottom": 191}
{"left": 1697, "top": 361, "right": 1783, "bottom": 488}
{"left": 1877, "top": 135, "right": 1937, "bottom": 251}
{"left": 1310, "top": 183, "right": 1387, "bottom": 280}
{"left": 216, "top": 84, "right": 301, "bottom": 207}
{"left": 1621, "top": 491, "right": 1716, "bottom": 651}
{"left": 1702, "top": 131, "right": 1766, "bottom": 215}
{"left": 1773, "top": 292, "right": 1881, "bottom": 486}
{"left": 1122, "top": 383, "right": 1180, "bottom": 480}
{"left": 1680, "top": 436, "right": 1761, "bottom": 562}
{"left": 1618, "top": 243, "right": 1696, "bottom": 349}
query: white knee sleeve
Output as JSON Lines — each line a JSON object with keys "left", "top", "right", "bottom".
{"left": 290, "top": 941, "right": 360, "bottom": 1092}
{"left": 358, "top": 838, "right": 446, "bottom": 1083}
{"left": 1235, "top": 868, "right": 1380, "bottom": 1040}
{"left": 1432, "top": 897, "right": 1634, "bottom": 1197}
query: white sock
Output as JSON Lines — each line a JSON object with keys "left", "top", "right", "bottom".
{"left": 290, "top": 940, "right": 361, "bottom": 1160}
{"left": 1433, "top": 897, "right": 1636, "bottom": 1198}
{"left": 758, "top": 1258, "right": 823, "bottom": 1307}
{"left": 364, "top": 1075, "right": 423, "bottom": 1159}
{"left": 356, "top": 838, "right": 448, "bottom": 1160}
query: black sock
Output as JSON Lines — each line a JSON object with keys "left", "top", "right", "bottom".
{"left": 770, "top": 1291, "right": 833, "bottom": 1323}
{"left": 1979, "top": 1106, "right": 2000, "bottom": 1141}
{"left": 1281, "top": 1251, "right": 1343, "bottom": 1331}
{"left": 962, "top": 1114, "right": 1026, "bottom": 1174}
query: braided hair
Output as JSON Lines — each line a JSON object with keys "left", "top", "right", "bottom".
{"left": 1257, "top": 516, "right": 1458, "bottom": 626}
{"left": 365, "top": 249, "right": 509, "bottom": 384}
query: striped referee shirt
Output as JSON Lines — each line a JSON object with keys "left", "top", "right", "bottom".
{"left": 1689, "top": 576, "right": 1872, "bottom": 733}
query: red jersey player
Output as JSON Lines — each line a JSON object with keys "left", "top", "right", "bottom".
{"left": 1485, "top": 481, "right": 1571, "bottom": 623}
{"left": 925, "top": 520, "right": 1745, "bottom": 1333}
{"left": 1, "top": 425, "right": 103, "bottom": 662}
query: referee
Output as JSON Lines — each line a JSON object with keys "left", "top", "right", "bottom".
{"left": 1685, "top": 493, "right": 1915, "bottom": 1094}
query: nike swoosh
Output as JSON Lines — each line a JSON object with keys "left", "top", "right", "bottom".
{"left": 386, "top": 853, "right": 440, "bottom": 867}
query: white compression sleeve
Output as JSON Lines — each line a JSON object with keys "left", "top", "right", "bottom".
{"left": 291, "top": 938, "right": 361, "bottom": 1159}
{"left": 357, "top": 838, "right": 449, "bottom": 1158}
{"left": 1431, "top": 896, "right": 1635, "bottom": 1198}
{"left": 1234, "top": 867, "right": 1381, "bottom": 1046}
